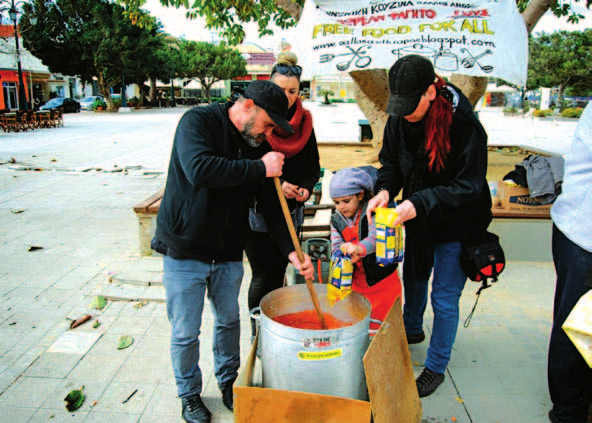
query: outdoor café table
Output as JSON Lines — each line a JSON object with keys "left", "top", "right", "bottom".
{"left": 3, "top": 112, "right": 19, "bottom": 132}
{"left": 35, "top": 111, "right": 52, "bottom": 128}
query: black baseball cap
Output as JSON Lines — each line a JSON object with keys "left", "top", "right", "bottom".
{"left": 386, "top": 55, "right": 436, "bottom": 116}
{"left": 244, "top": 80, "right": 294, "bottom": 134}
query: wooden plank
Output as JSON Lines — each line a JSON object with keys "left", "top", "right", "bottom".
{"left": 364, "top": 298, "right": 422, "bottom": 423}
{"left": 132, "top": 187, "right": 165, "bottom": 214}
{"left": 492, "top": 207, "right": 550, "bottom": 219}
{"left": 235, "top": 333, "right": 372, "bottom": 423}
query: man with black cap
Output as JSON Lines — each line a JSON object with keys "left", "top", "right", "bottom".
{"left": 151, "top": 80, "right": 314, "bottom": 423}
{"left": 367, "top": 55, "right": 492, "bottom": 397}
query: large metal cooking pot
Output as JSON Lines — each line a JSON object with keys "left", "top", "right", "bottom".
{"left": 253, "top": 284, "right": 375, "bottom": 400}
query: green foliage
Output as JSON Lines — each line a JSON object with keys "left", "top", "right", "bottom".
{"left": 21, "top": 0, "right": 168, "bottom": 111}
{"left": 516, "top": 0, "right": 589, "bottom": 24}
{"left": 533, "top": 109, "right": 553, "bottom": 117}
{"left": 64, "top": 386, "right": 85, "bottom": 412}
{"left": 145, "top": 0, "right": 304, "bottom": 46}
{"left": 92, "top": 98, "right": 107, "bottom": 110}
{"left": 503, "top": 106, "right": 518, "bottom": 113}
{"left": 319, "top": 89, "right": 335, "bottom": 105}
{"left": 178, "top": 40, "right": 247, "bottom": 103}
{"left": 127, "top": 96, "right": 141, "bottom": 107}
{"left": 560, "top": 107, "right": 584, "bottom": 118}
{"left": 528, "top": 30, "right": 592, "bottom": 103}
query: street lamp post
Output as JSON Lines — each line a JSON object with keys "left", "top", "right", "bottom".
{"left": 1, "top": 0, "right": 29, "bottom": 111}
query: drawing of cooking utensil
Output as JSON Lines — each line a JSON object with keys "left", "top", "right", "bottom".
{"left": 320, "top": 54, "right": 335, "bottom": 63}
{"left": 319, "top": 46, "right": 372, "bottom": 71}
{"left": 460, "top": 48, "right": 494, "bottom": 72}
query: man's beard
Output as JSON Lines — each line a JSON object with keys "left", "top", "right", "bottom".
{"left": 241, "top": 115, "right": 267, "bottom": 148}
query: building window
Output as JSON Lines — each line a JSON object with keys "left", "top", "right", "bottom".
{"left": 2, "top": 82, "right": 18, "bottom": 110}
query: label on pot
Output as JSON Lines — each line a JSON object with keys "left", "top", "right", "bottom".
{"left": 303, "top": 336, "right": 337, "bottom": 348}
{"left": 297, "top": 348, "right": 343, "bottom": 361}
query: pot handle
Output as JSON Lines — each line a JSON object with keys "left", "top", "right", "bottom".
{"left": 249, "top": 307, "right": 261, "bottom": 321}
{"left": 368, "top": 318, "right": 383, "bottom": 336}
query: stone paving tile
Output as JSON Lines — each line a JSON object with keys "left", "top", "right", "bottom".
{"left": 130, "top": 335, "right": 169, "bottom": 356}
{"left": 141, "top": 382, "right": 178, "bottom": 417}
{"left": 105, "top": 316, "right": 155, "bottom": 337}
{"left": 24, "top": 352, "right": 84, "bottom": 378}
{"left": 0, "top": 405, "right": 37, "bottom": 421}
{"left": 83, "top": 411, "right": 141, "bottom": 423}
{"left": 38, "top": 377, "right": 110, "bottom": 411}
{"left": 86, "top": 333, "right": 140, "bottom": 358}
{"left": 67, "top": 352, "right": 127, "bottom": 382}
{"left": 138, "top": 415, "right": 182, "bottom": 423}
{"left": 0, "top": 376, "right": 62, "bottom": 408}
{"left": 92, "top": 381, "right": 157, "bottom": 415}
{"left": 112, "top": 353, "right": 169, "bottom": 385}
{"left": 29, "top": 408, "right": 89, "bottom": 422}
{"left": 145, "top": 318, "right": 170, "bottom": 337}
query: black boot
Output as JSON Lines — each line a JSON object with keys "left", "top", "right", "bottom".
{"left": 220, "top": 379, "right": 236, "bottom": 411}
{"left": 181, "top": 395, "right": 212, "bottom": 423}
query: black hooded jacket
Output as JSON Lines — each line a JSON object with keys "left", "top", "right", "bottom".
{"left": 151, "top": 102, "right": 292, "bottom": 262}
{"left": 375, "top": 83, "right": 492, "bottom": 245}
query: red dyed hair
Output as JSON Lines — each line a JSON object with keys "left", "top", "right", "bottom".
{"left": 424, "top": 76, "right": 453, "bottom": 173}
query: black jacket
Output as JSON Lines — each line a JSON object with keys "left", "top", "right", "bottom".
{"left": 151, "top": 103, "right": 292, "bottom": 262}
{"left": 250, "top": 104, "right": 321, "bottom": 233}
{"left": 375, "top": 84, "right": 492, "bottom": 243}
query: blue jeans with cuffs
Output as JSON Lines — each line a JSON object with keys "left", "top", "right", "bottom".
{"left": 163, "top": 255, "right": 243, "bottom": 398}
{"left": 403, "top": 241, "right": 467, "bottom": 374}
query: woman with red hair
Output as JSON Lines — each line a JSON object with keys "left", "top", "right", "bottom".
{"left": 367, "top": 55, "right": 492, "bottom": 398}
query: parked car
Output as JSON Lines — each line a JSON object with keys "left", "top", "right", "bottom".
{"left": 39, "top": 98, "right": 81, "bottom": 113}
{"left": 79, "top": 95, "right": 105, "bottom": 111}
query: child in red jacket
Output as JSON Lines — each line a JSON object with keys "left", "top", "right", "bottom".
{"left": 329, "top": 167, "right": 402, "bottom": 326}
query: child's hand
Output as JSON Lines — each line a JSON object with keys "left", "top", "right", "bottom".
{"left": 340, "top": 243, "right": 365, "bottom": 263}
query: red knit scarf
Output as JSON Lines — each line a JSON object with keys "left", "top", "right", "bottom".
{"left": 267, "top": 98, "right": 313, "bottom": 158}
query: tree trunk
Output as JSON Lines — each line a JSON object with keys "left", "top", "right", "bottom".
{"left": 150, "top": 78, "right": 157, "bottom": 102}
{"left": 204, "top": 83, "right": 212, "bottom": 104}
{"left": 522, "top": 0, "right": 554, "bottom": 34}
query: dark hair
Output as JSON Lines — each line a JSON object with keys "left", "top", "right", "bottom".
{"left": 424, "top": 75, "right": 453, "bottom": 173}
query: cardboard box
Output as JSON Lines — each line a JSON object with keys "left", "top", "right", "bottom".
{"left": 498, "top": 182, "right": 552, "bottom": 215}
{"left": 233, "top": 298, "right": 421, "bottom": 423}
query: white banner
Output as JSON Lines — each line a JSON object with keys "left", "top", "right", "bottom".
{"left": 293, "top": 0, "right": 528, "bottom": 86}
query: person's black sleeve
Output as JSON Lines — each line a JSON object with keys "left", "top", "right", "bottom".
{"left": 375, "top": 116, "right": 404, "bottom": 202}
{"left": 174, "top": 109, "right": 266, "bottom": 188}
{"left": 408, "top": 125, "right": 488, "bottom": 218}
{"left": 297, "top": 129, "right": 321, "bottom": 194}
{"left": 256, "top": 180, "right": 295, "bottom": 258}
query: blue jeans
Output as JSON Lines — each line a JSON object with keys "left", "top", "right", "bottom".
{"left": 403, "top": 241, "right": 467, "bottom": 374}
{"left": 163, "top": 256, "right": 243, "bottom": 398}
{"left": 548, "top": 225, "right": 592, "bottom": 423}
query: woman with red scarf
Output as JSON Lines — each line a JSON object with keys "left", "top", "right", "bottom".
{"left": 246, "top": 52, "right": 321, "bottom": 337}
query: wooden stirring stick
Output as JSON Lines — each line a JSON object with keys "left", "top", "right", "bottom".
{"left": 273, "top": 177, "right": 328, "bottom": 330}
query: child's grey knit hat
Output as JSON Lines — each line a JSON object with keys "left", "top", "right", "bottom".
{"left": 329, "top": 167, "right": 374, "bottom": 199}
